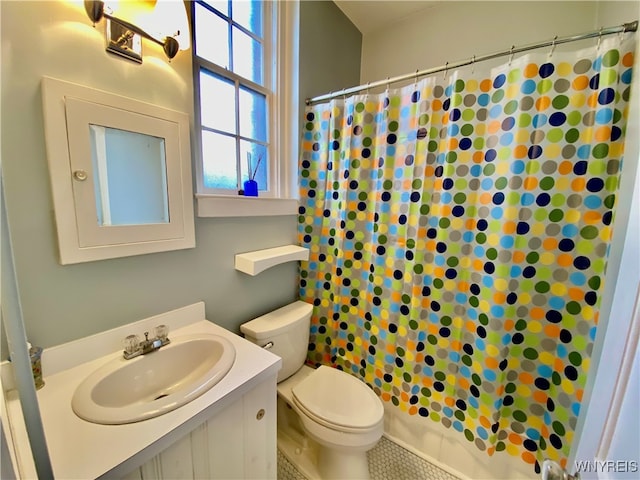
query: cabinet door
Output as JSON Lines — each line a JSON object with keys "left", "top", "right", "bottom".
{"left": 241, "top": 376, "right": 278, "bottom": 479}
{"left": 124, "top": 375, "right": 277, "bottom": 480}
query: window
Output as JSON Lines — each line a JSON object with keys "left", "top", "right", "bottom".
{"left": 191, "top": 0, "right": 298, "bottom": 216}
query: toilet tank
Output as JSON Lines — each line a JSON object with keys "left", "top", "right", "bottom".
{"left": 240, "top": 301, "right": 313, "bottom": 382}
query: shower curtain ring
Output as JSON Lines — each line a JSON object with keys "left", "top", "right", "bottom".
{"left": 508, "top": 46, "right": 515, "bottom": 66}
{"left": 443, "top": 62, "right": 449, "bottom": 80}
{"left": 386, "top": 77, "right": 390, "bottom": 91}
{"left": 597, "top": 26, "right": 603, "bottom": 50}
{"left": 471, "top": 55, "right": 475, "bottom": 74}
{"left": 414, "top": 69, "right": 419, "bottom": 86}
{"left": 549, "top": 35, "right": 558, "bottom": 57}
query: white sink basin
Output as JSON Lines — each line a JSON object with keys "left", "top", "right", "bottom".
{"left": 72, "top": 333, "right": 236, "bottom": 424}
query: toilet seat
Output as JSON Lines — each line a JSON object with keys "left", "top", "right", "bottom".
{"left": 291, "top": 366, "right": 384, "bottom": 433}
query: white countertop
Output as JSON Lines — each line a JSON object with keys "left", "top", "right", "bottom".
{"left": 5, "top": 303, "right": 281, "bottom": 479}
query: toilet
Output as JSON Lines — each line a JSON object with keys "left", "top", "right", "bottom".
{"left": 241, "top": 300, "right": 384, "bottom": 480}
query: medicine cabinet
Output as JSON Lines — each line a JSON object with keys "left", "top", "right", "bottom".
{"left": 41, "top": 77, "right": 195, "bottom": 264}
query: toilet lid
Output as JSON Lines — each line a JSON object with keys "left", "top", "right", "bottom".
{"left": 291, "top": 366, "right": 383, "bottom": 430}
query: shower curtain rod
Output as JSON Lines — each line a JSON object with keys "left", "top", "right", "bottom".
{"left": 305, "top": 20, "right": 638, "bottom": 105}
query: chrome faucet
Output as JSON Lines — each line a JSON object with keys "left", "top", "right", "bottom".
{"left": 123, "top": 325, "right": 170, "bottom": 360}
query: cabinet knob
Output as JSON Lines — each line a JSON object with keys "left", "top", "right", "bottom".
{"left": 73, "top": 170, "right": 88, "bottom": 181}
{"left": 256, "top": 408, "right": 265, "bottom": 420}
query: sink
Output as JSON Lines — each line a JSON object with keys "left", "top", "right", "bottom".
{"left": 72, "top": 333, "right": 236, "bottom": 424}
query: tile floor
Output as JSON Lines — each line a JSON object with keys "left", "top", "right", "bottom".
{"left": 277, "top": 436, "right": 460, "bottom": 480}
{"left": 277, "top": 449, "right": 307, "bottom": 480}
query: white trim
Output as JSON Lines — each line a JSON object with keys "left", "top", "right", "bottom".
{"left": 596, "top": 284, "right": 640, "bottom": 461}
{"left": 195, "top": 194, "right": 298, "bottom": 217}
{"left": 275, "top": 0, "right": 300, "bottom": 199}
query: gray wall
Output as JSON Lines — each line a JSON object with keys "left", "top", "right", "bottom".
{"left": 1, "top": 1, "right": 361, "bottom": 353}
{"left": 300, "top": 0, "right": 362, "bottom": 113}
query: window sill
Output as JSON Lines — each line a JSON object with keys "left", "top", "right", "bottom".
{"left": 195, "top": 194, "right": 299, "bottom": 218}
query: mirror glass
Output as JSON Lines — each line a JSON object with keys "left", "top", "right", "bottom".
{"left": 89, "top": 125, "right": 169, "bottom": 226}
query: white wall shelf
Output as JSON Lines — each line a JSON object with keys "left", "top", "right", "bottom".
{"left": 235, "top": 245, "right": 309, "bottom": 276}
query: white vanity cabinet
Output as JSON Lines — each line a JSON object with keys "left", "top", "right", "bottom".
{"left": 118, "top": 375, "right": 277, "bottom": 480}
{"left": 1, "top": 303, "right": 282, "bottom": 479}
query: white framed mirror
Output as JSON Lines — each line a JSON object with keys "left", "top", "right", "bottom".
{"left": 41, "top": 77, "right": 195, "bottom": 264}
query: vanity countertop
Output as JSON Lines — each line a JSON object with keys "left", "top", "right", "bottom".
{"left": 5, "top": 302, "right": 281, "bottom": 479}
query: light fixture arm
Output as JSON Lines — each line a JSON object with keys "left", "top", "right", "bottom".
{"left": 84, "top": 0, "right": 180, "bottom": 60}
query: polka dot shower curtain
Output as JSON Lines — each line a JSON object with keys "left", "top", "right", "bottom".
{"left": 298, "top": 34, "right": 635, "bottom": 474}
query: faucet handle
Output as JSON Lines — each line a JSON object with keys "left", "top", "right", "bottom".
{"left": 123, "top": 334, "right": 140, "bottom": 355}
{"left": 155, "top": 324, "right": 169, "bottom": 340}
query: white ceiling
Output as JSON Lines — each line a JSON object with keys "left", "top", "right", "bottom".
{"left": 333, "top": 1, "right": 441, "bottom": 34}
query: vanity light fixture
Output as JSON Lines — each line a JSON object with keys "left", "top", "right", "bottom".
{"left": 83, "top": 0, "right": 190, "bottom": 63}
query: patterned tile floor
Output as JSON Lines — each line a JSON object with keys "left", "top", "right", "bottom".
{"left": 277, "top": 449, "right": 307, "bottom": 480}
{"left": 277, "top": 436, "right": 460, "bottom": 480}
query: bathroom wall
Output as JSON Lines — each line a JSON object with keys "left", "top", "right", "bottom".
{"left": 360, "top": 2, "right": 599, "bottom": 84}
{"left": 299, "top": 0, "right": 362, "bottom": 116}
{"left": 354, "top": 1, "right": 640, "bottom": 479}
{"left": 0, "top": 0, "right": 360, "bottom": 353}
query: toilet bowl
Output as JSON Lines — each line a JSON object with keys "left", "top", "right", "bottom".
{"left": 276, "top": 365, "right": 384, "bottom": 479}
{"left": 241, "top": 301, "right": 384, "bottom": 479}
{"left": 291, "top": 365, "right": 384, "bottom": 479}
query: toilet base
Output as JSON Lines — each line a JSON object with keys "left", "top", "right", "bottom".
{"left": 277, "top": 389, "right": 376, "bottom": 480}
{"left": 277, "top": 422, "right": 373, "bottom": 480}
{"left": 278, "top": 428, "right": 321, "bottom": 480}
{"left": 277, "top": 366, "right": 381, "bottom": 480}
{"left": 317, "top": 446, "right": 371, "bottom": 480}
{"left": 277, "top": 396, "right": 322, "bottom": 479}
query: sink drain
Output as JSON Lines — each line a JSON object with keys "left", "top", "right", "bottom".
{"left": 154, "top": 393, "right": 169, "bottom": 401}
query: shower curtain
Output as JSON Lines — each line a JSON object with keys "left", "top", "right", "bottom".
{"left": 298, "top": 35, "right": 635, "bottom": 473}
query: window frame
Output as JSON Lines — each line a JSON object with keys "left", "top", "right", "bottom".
{"left": 191, "top": 0, "right": 299, "bottom": 217}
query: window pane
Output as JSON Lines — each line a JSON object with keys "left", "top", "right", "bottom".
{"left": 232, "top": 1, "right": 263, "bottom": 37}
{"left": 200, "top": 70, "right": 236, "bottom": 134}
{"left": 240, "top": 140, "right": 267, "bottom": 191}
{"left": 239, "top": 87, "right": 267, "bottom": 142}
{"left": 202, "top": 0, "right": 229, "bottom": 17}
{"left": 232, "top": 27, "right": 263, "bottom": 85}
{"left": 195, "top": 3, "right": 229, "bottom": 67}
{"left": 202, "top": 131, "right": 238, "bottom": 190}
